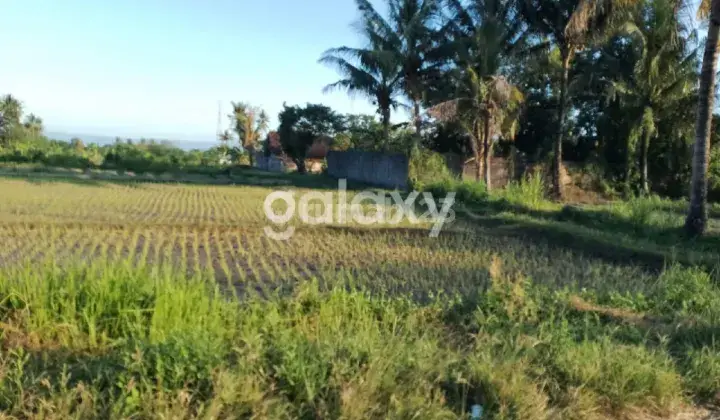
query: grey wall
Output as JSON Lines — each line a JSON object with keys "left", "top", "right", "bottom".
{"left": 326, "top": 150, "right": 409, "bottom": 189}
{"left": 254, "top": 153, "right": 288, "bottom": 173}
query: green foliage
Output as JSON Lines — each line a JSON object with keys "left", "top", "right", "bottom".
{"left": 277, "top": 103, "right": 345, "bottom": 173}
{"left": 408, "top": 147, "right": 453, "bottom": 188}
{"left": 0, "top": 173, "right": 719, "bottom": 416}
{"left": 0, "top": 94, "right": 40, "bottom": 146}
{"left": 680, "top": 346, "right": 720, "bottom": 402}
{"left": 348, "top": 0, "right": 442, "bottom": 134}
{"left": 707, "top": 145, "right": 720, "bottom": 200}
{"left": 650, "top": 266, "right": 720, "bottom": 316}
{"left": 1, "top": 260, "right": 714, "bottom": 418}
{"left": 424, "top": 177, "right": 489, "bottom": 206}
{"left": 421, "top": 171, "right": 549, "bottom": 212}
{"left": 498, "top": 172, "right": 547, "bottom": 210}
{"left": 342, "top": 114, "right": 387, "bottom": 151}
{"left": 0, "top": 135, "right": 232, "bottom": 175}
{"left": 228, "top": 101, "right": 268, "bottom": 157}
{"left": 320, "top": 28, "right": 403, "bottom": 132}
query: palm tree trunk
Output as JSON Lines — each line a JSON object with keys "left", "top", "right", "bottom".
{"left": 624, "top": 135, "right": 632, "bottom": 188}
{"left": 553, "top": 48, "right": 572, "bottom": 200}
{"left": 381, "top": 107, "right": 391, "bottom": 140}
{"left": 414, "top": 101, "right": 422, "bottom": 134}
{"left": 472, "top": 121, "right": 483, "bottom": 181}
{"left": 640, "top": 128, "right": 650, "bottom": 194}
{"left": 483, "top": 116, "right": 492, "bottom": 191}
{"left": 685, "top": 0, "right": 720, "bottom": 236}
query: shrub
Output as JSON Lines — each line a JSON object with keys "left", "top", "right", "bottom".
{"left": 649, "top": 266, "right": 720, "bottom": 316}
{"left": 0, "top": 135, "right": 226, "bottom": 175}
{"left": 424, "top": 178, "right": 488, "bottom": 207}
{"left": 408, "top": 148, "right": 454, "bottom": 189}
{"left": 498, "top": 172, "right": 547, "bottom": 211}
{"left": 545, "top": 337, "right": 683, "bottom": 414}
{"left": 680, "top": 345, "right": 720, "bottom": 402}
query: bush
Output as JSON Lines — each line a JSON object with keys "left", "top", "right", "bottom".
{"left": 0, "top": 136, "right": 227, "bottom": 175}
{"left": 708, "top": 146, "right": 720, "bottom": 201}
{"left": 0, "top": 255, "right": 710, "bottom": 418}
{"left": 498, "top": 172, "right": 547, "bottom": 210}
{"left": 424, "top": 178, "right": 489, "bottom": 206}
{"left": 649, "top": 266, "right": 720, "bottom": 316}
{"left": 408, "top": 148, "right": 454, "bottom": 189}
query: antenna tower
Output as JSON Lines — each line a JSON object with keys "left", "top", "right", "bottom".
{"left": 216, "top": 100, "right": 223, "bottom": 141}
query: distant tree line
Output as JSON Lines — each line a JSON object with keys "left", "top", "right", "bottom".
{"left": 0, "top": 94, "right": 238, "bottom": 174}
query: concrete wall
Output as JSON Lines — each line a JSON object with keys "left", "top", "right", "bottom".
{"left": 327, "top": 150, "right": 409, "bottom": 189}
{"left": 254, "top": 153, "right": 288, "bottom": 173}
{"left": 253, "top": 153, "right": 325, "bottom": 174}
{"left": 443, "top": 150, "right": 528, "bottom": 188}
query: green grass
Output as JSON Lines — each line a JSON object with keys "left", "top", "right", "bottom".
{"left": 0, "top": 170, "right": 719, "bottom": 418}
{"left": 0, "top": 260, "right": 717, "bottom": 418}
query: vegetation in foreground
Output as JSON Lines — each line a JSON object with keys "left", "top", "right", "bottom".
{"left": 1, "top": 260, "right": 719, "bottom": 419}
{"left": 0, "top": 172, "right": 718, "bottom": 418}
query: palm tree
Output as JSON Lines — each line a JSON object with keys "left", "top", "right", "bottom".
{"left": 0, "top": 94, "right": 22, "bottom": 123}
{"left": 319, "top": 23, "right": 403, "bottom": 140}
{"left": 354, "top": 0, "right": 440, "bottom": 135}
{"left": 431, "top": 0, "right": 528, "bottom": 185}
{"left": 228, "top": 102, "right": 269, "bottom": 166}
{"left": 0, "top": 94, "right": 23, "bottom": 144}
{"left": 218, "top": 129, "right": 233, "bottom": 156}
{"left": 429, "top": 69, "right": 524, "bottom": 189}
{"left": 685, "top": 0, "right": 720, "bottom": 236}
{"left": 23, "top": 113, "right": 44, "bottom": 137}
{"left": 521, "top": 0, "right": 639, "bottom": 199}
{"left": 605, "top": 0, "right": 697, "bottom": 194}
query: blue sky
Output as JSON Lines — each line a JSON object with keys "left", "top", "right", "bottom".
{"left": 1, "top": 0, "right": 389, "bottom": 142}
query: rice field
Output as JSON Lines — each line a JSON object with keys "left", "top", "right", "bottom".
{"left": 0, "top": 176, "right": 659, "bottom": 297}
{"left": 2, "top": 173, "right": 720, "bottom": 419}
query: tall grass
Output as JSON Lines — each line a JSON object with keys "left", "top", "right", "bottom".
{"left": 0, "top": 171, "right": 719, "bottom": 418}
{"left": 0, "top": 259, "right": 717, "bottom": 418}
{"left": 496, "top": 172, "right": 547, "bottom": 211}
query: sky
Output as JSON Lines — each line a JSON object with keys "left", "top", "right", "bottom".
{"left": 0, "top": 0, "right": 390, "bottom": 142}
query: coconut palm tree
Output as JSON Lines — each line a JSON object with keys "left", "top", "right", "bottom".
{"left": 685, "top": 0, "right": 720, "bottom": 236}
{"left": 319, "top": 23, "right": 403, "bottom": 140}
{"left": 218, "top": 129, "right": 233, "bottom": 156}
{"left": 0, "top": 94, "right": 23, "bottom": 144}
{"left": 521, "top": 0, "right": 639, "bottom": 199}
{"left": 0, "top": 94, "right": 22, "bottom": 123}
{"left": 432, "top": 0, "right": 528, "bottom": 185}
{"left": 23, "top": 113, "right": 44, "bottom": 137}
{"left": 229, "top": 102, "right": 269, "bottom": 166}
{"left": 606, "top": 0, "right": 697, "bottom": 194}
{"left": 429, "top": 68, "right": 524, "bottom": 189}
{"left": 354, "top": 0, "right": 441, "bottom": 135}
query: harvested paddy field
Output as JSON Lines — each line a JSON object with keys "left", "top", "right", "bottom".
{"left": 1, "top": 174, "right": 719, "bottom": 419}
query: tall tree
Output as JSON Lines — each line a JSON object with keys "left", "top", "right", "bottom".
{"left": 605, "top": 0, "right": 697, "bottom": 194}
{"left": 218, "top": 129, "right": 233, "bottom": 156}
{"left": 430, "top": 0, "right": 528, "bottom": 186}
{"left": 429, "top": 69, "right": 524, "bottom": 189}
{"left": 0, "top": 94, "right": 23, "bottom": 144}
{"left": 521, "top": 0, "right": 638, "bottom": 199}
{"left": 278, "top": 103, "right": 345, "bottom": 174}
{"left": 319, "top": 22, "right": 403, "bottom": 139}
{"left": 23, "top": 113, "right": 44, "bottom": 137}
{"left": 686, "top": 0, "right": 720, "bottom": 236}
{"left": 355, "top": 0, "right": 441, "bottom": 135}
{"left": 229, "top": 102, "right": 269, "bottom": 166}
